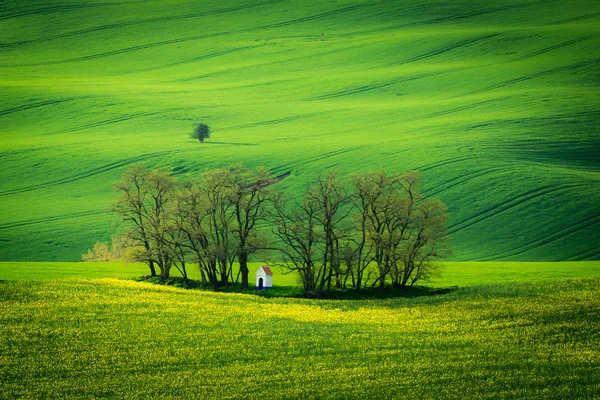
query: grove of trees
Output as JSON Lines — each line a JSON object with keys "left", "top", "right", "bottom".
{"left": 105, "top": 164, "right": 451, "bottom": 296}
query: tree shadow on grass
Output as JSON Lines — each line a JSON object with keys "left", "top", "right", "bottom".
{"left": 302, "top": 286, "right": 458, "bottom": 300}
{"left": 202, "top": 141, "right": 259, "bottom": 146}
{"left": 133, "top": 276, "right": 457, "bottom": 300}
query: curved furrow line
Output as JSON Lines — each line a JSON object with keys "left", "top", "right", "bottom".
{"left": 406, "top": 98, "right": 499, "bottom": 122}
{"left": 310, "top": 83, "right": 396, "bottom": 101}
{"left": 562, "top": 247, "right": 600, "bottom": 261}
{"left": 311, "top": 147, "right": 360, "bottom": 163}
{"left": 131, "top": 46, "right": 253, "bottom": 73}
{"left": 177, "top": 46, "right": 352, "bottom": 83}
{"left": 42, "top": 111, "right": 161, "bottom": 136}
{"left": 465, "top": 58, "right": 600, "bottom": 96}
{"left": 1, "top": 1, "right": 284, "bottom": 47}
{"left": 0, "top": 151, "right": 175, "bottom": 197}
{"left": 5, "top": 4, "right": 369, "bottom": 67}
{"left": 478, "top": 215, "right": 600, "bottom": 261}
{"left": 414, "top": 155, "right": 475, "bottom": 172}
{"left": 424, "top": 166, "right": 505, "bottom": 198}
{"left": 396, "top": 34, "right": 500, "bottom": 65}
{"left": 379, "top": 1, "right": 543, "bottom": 32}
{"left": 310, "top": 72, "right": 441, "bottom": 101}
{"left": 511, "top": 34, "right": 599, "bottom": 62}
{"left": 466, "top": 110, "right": 600, "bottom": 130}
{"left": 448, "top": 183, "right": 585, "bottom": 234}
{"left": 0, "top": 210, "right": 109, "bottom": 231}
{"left": 550, "top": 11, "right": 600, "bottom": 25}
{"left": 0, "top": 97, "right": 87, "bottom": 117}
{"left": 0, "top": 3, "right": 115, "bottom": 21}
{"left": 242, "top": 4, "right": 368, "bottom": 31}
{"left": 270, "top": 147, "right": 360, "bottom": 175}
{"left": 419, "top": 2, "right": 541, "bottom": 25}
{"left": 220, "top": 112, "right": 324, "bottom": 131}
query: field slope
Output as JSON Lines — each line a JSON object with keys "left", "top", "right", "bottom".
{"left": 1, "top": 277, "right": 599, "bottom": 398}
{"left": 0, "top": 0, "right": 599, "bottom": 261}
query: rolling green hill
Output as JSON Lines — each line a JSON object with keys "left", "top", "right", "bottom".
{"left": 1, "top": 0, "right": 599, "bottom": 261}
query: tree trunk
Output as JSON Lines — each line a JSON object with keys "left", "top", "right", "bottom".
{"left": 160, "top": 266, "right": 170, "bottom": 281}
{"left": 239, "top": 252, "right": 249, "bottom": 290}
{"left": 148, "top": 260, "right": 157, "bottom": 277}
{"left": 199, "top": 137, "right": 204, "bottom": 143}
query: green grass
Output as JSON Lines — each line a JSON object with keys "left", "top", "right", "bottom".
{"left": 1, "top": 276, "right": 598, "bottom": 398}
{"left": 1, "top": 0, "right": 599, "bottom": 262}
{"left": 2, "top": 260, "right": 599, "bottom": 289}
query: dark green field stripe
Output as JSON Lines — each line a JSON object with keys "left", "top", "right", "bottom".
{"left": 0, "top": 3, "right": 116, "bottom": 21}
{"left": 0, "top": 97, "right": 87, "bottom": 117}
{"left": 270, "top": 147, "right": 360, "bottom": 175}
{"left": 0, "top": 151, "right": 175, "bottom": 197}
{"left": 396, "top": 34, "right": 500, "bottom": 65}
{"left": 562, "top": 247, "right": 600, "bottom": 261}
{"left": 178, "top": 46, "right": 353, "bottom": 83}
{"left": 381, "top": 1, "right": 545, "bottom": 31}
{"left": 448, "top": 183, "right": 586, "bottom": 234}
{"left": 0, "top": 210, "right": 108, "bottom": 231}
{"left": 131, "top": 47, "right": 254, "bottom": 73}
{"left": 309, "top": 72, "right": 442, "bottom": 101}
{"left": 220, "top": 112, "right": 324, "bottom": 131}
{"left": 406, "top": 98, "right": 500, "bottom": 122}
{"left": 550, "top": 11, "right": 600, "bottom": 25}
{"left": 6, "top": 4, "right": 370, "bottom": 67}
{"left": 511, "top": 34, "right": 599, "bottom": 62}
{"left": 42, "top": 112, "right": 161, "bottom": 136}
{"left": 424, "top": 166, "right": 507, "bottom": 198}
{"left": 414, "top": 155, "right": 475, "bottom": 172}
{"left": 466, "top": 110, "right": 600, "bottom": 130}
{"left": 1, "top": 1, "right": 284, "bottom": 47}
{"left": 465, "top": 58, "right": 600, "bottom": 95}
{"left": 477, "top": 215, "right": 600, "bottom": 261}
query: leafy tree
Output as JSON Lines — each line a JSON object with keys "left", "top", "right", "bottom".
{"left": 307, "top": 170, "right": 350, "bottom": 290}
{"left": 229, "top": 166, "right": 273, "bottom": 289}
{"left": 268, "top": 171, "right": 348, "bottom": 296}
{"left": 350, "top": 171, "right": 399, "bottom": 288}
{"left": 350, "top": 170, "right": 450, "bottom": 288}
{"left": 175, "top": 181, "right": 220, "bottom": 290}
{"left": 269, "top": 189, "right": 323, "bottom": 297}
{"left": 113, "top": 164, "right": 177, "bottom": 280}
{"left": 176, "top": 169, "right": 237, "bottom": 289}
{"left": 191, "top": 122, "right": 210, "bottom": 143}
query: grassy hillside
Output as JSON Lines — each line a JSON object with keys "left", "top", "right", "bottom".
{"left": 1, "top": 277, "right": 598, "bottom": 398}
{"left": 0, "top": 0, "right": 598, "bottom": 261}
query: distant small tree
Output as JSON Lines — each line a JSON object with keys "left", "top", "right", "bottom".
{"left": 191, "top": 123, "right": 211, "bottom": 143}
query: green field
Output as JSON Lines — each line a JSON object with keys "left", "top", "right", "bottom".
{"left": 1, "top": 0, "right": 598, "bottom": 262}
{"left": 2, "top": 260, "right": 600, "bottom": 287}
{"left": 1, "top": 275, "right": 599, "bottom": 398}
